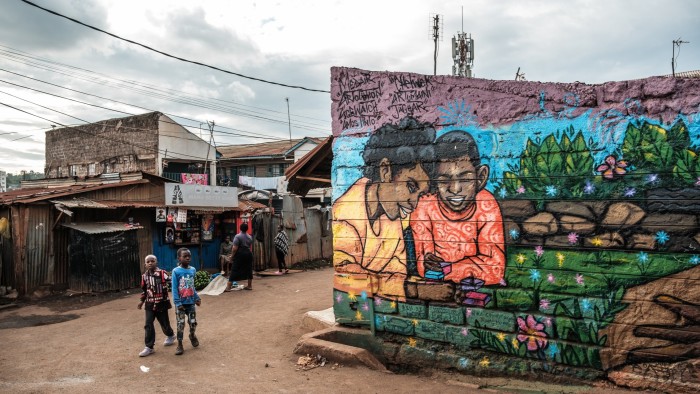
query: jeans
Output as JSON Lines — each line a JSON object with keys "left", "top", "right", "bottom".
{"left": 144, "top": 307, "right": 174, "bottom": 348}
{"left": 276, "top": 249, "right": 287, "bottom": 271}
{"left": 175, "top": 304, "right": 197, "bottom": 341}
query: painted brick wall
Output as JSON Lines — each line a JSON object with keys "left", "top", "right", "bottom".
{"left": 330, "top": 67, "right": 700, "bottom": 390}
{"left": 45, "top": 112, "right": 160, "bottom": 178}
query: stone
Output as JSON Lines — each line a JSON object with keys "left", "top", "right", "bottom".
{"left": 522, "top": 212, "right": 558, "bottom": 235}
{"left": 544, "top": 235, "right": 576, "bottom": 247}
{"left": 397, "top": 344, "right": 437, "bottom": 365}
{"left": 398, "top": 302, "right": 428, "bottom": 319}
{"left": 601, "top": 202, "right": 645, "bottom": 228}
{"left": 415, "top": 320, "right": 447, "bottom": 342}
{"left": 499, "top": 200, "right": 537, "bottom": 219}
{"left": 383, "top": 315, "right": 415, "bottom": 336}
{"left": 640, "top": 213, "right": 698, "bottom": 233}
{"left": 647, "top": 188, "right": 700, "bottom": 213}
{"left": 559, "top": 215, "right": 596, "bottom": 234}
{"left": 584, "top": 232, "right": 624, "bottom": 248}
{"left": 429, "top": 304, "right": 465, "bottom": 325}
{"left": 583, "top": 201, "right": 608, "bottom": 218}
{"left": 546, "top": 202, "right": 596, "bottom": 220}
{"left": 629, "top": 234, "right": 656, "bottom": 250}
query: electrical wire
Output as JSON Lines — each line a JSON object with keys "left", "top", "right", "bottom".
{"left": 19, "top": 0, "right": 331, "bottom": 93}
{"left": 0, "top": 44, "right": 331, "bottom": 128}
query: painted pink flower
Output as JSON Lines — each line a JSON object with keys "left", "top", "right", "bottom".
{"left": 374, "top": 297, "right": 382, "bottom": 306}
{"left": 516, "top": 315, "right": 548, "bottom": 351}
{"left": 539, "top": 299, "right": 551, "bottom": 310}
{"left": 545, "top": 317, "right": 552, "bottom": 327}
{"left": 516, "top": 185, "right": 526, "bottom": 194}
{"left": 362, "top": 303, "right": 369, "bottom": 311}
{"left": 575, "top": 273, "right": 585, "bottom": 286}
{"left": 534, "top": 246, "right": 544, "bottom": 257}
{"left": 567, "top": 232, "right": 579, "bottom": 245}
{"left": 461, "top": 327, "right": 469, "bottom": 336}
{"left": 547, "top": 273, "right": 555, "bottom": 283}
{"left": 466, "top": 308, "right": 472, "bottom": 318}
{"left": 696, "top": 177, "right": 700, "bottom": 187}
{"left": 596, "top": 155, "right": 628, "bottom": 179}
{"left": 499, "top": 278, "right": 507, "bottom": 286}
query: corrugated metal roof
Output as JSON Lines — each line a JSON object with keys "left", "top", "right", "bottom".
{"left": 217, "top": 137, "right": 324, "bottom": 160}
{"left": 62, "top": 222, "right": 143, "bottom": 234}
{"left": 52, "top": 198, "right": 114, "bottom": 209}
{"left": 0, "top": 179, "right": 149, "bottom": 205}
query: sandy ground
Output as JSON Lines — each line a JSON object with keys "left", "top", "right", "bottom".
{"left": 0, "top": 267, "right": 639, "bottom": 394}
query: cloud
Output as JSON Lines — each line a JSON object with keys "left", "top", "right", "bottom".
{"left": 0, "top": 0, "right": 110, "bottom": 51}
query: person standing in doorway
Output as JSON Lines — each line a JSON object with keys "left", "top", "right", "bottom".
{"left": 171, "top": 248, "right": 202, "bottom": 355}
{"left": 274, "top": 224, "right": 290, "bottom": 274}
{"left": 137, "top": 255, "right": 175, "bottom": 357}
{"left": 225, "top": 223, "right": 254, "bottom": 291}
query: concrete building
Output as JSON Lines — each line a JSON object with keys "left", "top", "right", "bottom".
{"left": 44, "top": 112, "right": 217, "bottom": 184}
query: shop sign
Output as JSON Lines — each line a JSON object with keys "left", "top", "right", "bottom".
{"left": 164, "top": 183, "right": 238, "bottom": 208}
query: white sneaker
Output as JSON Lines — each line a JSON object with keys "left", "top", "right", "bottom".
{"left": 163, "top": 335, "right": 175, "bottom": 346}
{"left": 139, "top": 347, "right": 154, "bottom": 357}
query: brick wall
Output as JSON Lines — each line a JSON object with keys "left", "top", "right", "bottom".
{"left": 44, "top": 112, "right": 161, "bottom": 178}
{"left": 330, "top": 68, "right": 700, "bottom": 391}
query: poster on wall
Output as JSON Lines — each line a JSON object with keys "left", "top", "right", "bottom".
{"left": 164, "top": 226, "right": 175, "bottom": 244}
{"left": 176, "top": 208, "right": 187, "bottom": 223}
{"left": 164, "top": 182, "right": 238, "bottom": 208}
{"left": 181, "top": 173, "right": 208, "bottom": 185}
{"left": 202, "top": 214, "right": 214, "bottom": 241}
{"left": 155, "top": 207, "right": 167, "bottom": 222}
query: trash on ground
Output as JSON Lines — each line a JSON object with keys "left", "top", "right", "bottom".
{"left": 296, "top": 354, "right": 327, "bottom": 371}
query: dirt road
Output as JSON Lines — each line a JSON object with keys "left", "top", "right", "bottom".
{"left": 0, "top": 267, "right": 631, "bottom": 393}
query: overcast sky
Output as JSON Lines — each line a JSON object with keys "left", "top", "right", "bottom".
{"left": 1, "top": 0, "right": 699, "bottom": 174}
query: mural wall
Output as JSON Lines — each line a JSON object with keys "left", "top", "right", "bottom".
{"left": 330, "top": 67, "right": 700, "bottom": 390}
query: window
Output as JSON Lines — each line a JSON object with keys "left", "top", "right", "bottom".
{"left": 88, "top": 163, "right": 96, "bottom": 176}
{"left": 268, "top": 163, "right": 288, "bottom": 177}
{"left": 69, "top": 165, "right": 80, "bottom": 177}
{"left": 238, "top": 166, "right": 255, "bottom": 177}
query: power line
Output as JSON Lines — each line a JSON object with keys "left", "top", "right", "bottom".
{"left": 0, "top": 73, "right": 293, "bottom": 141}
{"left": 0, "top": 100, "right": 211, "bottom": 161}
{"left": 19, "top": 0, "right": 331, "bottom": 93}
{"left": 0, "top": 44, "right": 331, "bottom": 129}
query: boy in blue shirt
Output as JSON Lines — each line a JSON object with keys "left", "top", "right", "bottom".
{"left": 171, "top": 248, "right": 202, "bottom": 355}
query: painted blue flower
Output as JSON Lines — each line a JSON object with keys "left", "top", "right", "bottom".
{"left": 637, "top": 251, "right": 649, "bottom": 263}
{"left": 646, "top": 173, "right": 659, "bottom": 184}
{"left": 375, "top": 316, "right": 382, "bottom": 326}
{"left": 583, "top": 180, "right": 595, "bottom": 194}
{"left": 581, "top": 299, "right": 591, "bottom": 312}
{"left": 499, "top": 188, "right": 507, "bottom": 198}
{"left": 655, "top": 231, "right": 670, "bottom": 245}
{"left": 509, "top": 229, "right": 520, "bottom": 240}
{"left": 438, "top": 99, "right": 477, "bottom": 127}
{"left": 624, "top": 187, "right": 636, "bottom": 197}
{"left": 529, "top": 269, "right": 541, "bottom": 282}
{"left": 360, "top": 291, "right": 368, "bottom": 300}
{"left": 545, "top": 185, "right": 557, "bottom": 197}
{"left": 690, "top": 255, "right": 700, "bottom": 265}
{"left": 458, "top": 357, "right": 470, "bottom": 369}
{"left": 547, "top": 342, "right": 560, "bottom": 359}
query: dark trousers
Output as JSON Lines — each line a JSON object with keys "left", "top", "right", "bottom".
{"left": 276, "top": 249, "right": 287, "bottom": 271}
{"left": 144, "top": 307, "right": 174, "bottom": 348}
{"left": 176, "top": 304, "right": 197, "bottom": 341}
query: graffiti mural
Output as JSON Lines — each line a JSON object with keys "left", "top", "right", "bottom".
{"left": 330, "top": 67, "right": 700, "bottom": 390}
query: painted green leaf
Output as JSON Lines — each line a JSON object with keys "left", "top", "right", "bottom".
{"left": 640, "top": 123, "right": 674, "bottom": 169}
{"left": 566, "top": 132, "right": 593, "bottom": 177}
{"left": 667, "top": 120, "right": 690, "bottom": 155}
{"left": 673, "top": 149, "right": 698, "bottom": 184}
{"left": 535, "top": 135, "right": 563, "bottom": 180}
{"left": 621, "top": 123, "right": 642, "bottom": 161}
{"left": 503, "top": 171, "right": 521, "bottom": 192}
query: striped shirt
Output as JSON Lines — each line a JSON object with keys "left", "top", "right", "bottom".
{"left": 140, "top": 268, "right": 169, "bottom": 307}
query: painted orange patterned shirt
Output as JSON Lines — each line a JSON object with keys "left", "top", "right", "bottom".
{"left": 411, "top": 189, "right": 505, "bottom": 285}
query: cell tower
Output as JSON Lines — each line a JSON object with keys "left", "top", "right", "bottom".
{"left": 452, "top": 8, "right": 474, "bottom": 77}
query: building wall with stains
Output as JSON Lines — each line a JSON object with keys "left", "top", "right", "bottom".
{"left": 330, "top": 67, "right": 700, "bottom": 390}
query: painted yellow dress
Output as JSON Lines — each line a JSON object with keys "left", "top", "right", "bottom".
{"left": 332, "top": 178, "right": 408, "bottom": 299}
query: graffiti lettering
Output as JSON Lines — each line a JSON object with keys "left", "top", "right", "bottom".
{"left": 337, "top": 72, "right": 382, "bottom": 133}
{"left": 388, "top": 101, "right": 428, "bottom": 119}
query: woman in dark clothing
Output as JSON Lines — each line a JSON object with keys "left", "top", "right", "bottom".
{"left": 225, "top": 223, "right": 254, "bottom": 291}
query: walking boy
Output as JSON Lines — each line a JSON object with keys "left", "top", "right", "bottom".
{"left": 274, "top": 224, "right": 289, "bottom": 274}
{"left": 137, "top": 255, "right": 175, "bottom": 357}
{"left": 171, "top": 248, "right": 202, "bottom": 355}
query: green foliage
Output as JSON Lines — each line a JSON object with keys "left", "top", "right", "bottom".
{"left": 502, "top": 126, "right": 593, "bottom": 198}
{"left": 194, "top": 270, "right": 210, "bottom": 290}
{"left": 622, "top": 121, "right": 699, "bottom": 187}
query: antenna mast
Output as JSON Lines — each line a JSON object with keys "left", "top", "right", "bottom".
{"left": 430, "top": 13, "right": 443, "bottom": 76}
{"left": 452, "top": 7, "right": 474, "bottom": 77}
{"left": 672, "top": 38, "right": 690, "bottom": 77}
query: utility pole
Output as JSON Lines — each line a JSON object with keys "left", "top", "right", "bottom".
{"left": 430, "top": 14, "right": 443, "bottom": 76}
{"left": 204, "top": 121, "right": 214, "bottom": 184}
{"left": 672, "top": 38, "right": 689, "bottom": 77}
{"left": 285, "top": 97, "right": 292, "bottom": 143}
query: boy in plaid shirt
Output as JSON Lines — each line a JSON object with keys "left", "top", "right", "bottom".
{"left": 137, "top": 255, "right": 175, "bottom": 357}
